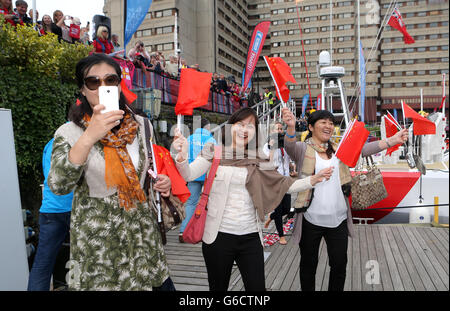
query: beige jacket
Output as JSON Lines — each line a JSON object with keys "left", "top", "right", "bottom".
{"left": 176, "top": 155, "right": 314, "bottom": 245}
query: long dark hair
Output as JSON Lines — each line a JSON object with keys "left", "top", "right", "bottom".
{"left": 222, "top": 107, "right": 259, "bottom": 150}
{"left": 69, "top": 53, "right": 134, "bottom": 128}
{"left": 306, "top": 110, "right": 336, "bottom": 159}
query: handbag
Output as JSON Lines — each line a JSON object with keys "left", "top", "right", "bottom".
{"left": 143, "top": 119, "right": 185, "bottom": 245}
{"left": 351, "top": 156, "right": 388, "bottom": 210}
{"left": 182, "top": 145, "right": 222, "bottom": 244}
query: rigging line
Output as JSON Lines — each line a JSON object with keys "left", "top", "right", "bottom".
{"left": 347, "top": 0, "right": 398, "bottom": 118}
{"left": 345, "top": 0, "right": 398, "bottom": 117}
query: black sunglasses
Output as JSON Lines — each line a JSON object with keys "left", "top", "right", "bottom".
{"left": 84, "top": 74, "right": 121, "bottom": 90}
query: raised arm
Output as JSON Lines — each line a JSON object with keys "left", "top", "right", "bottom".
{"left": 362, "top": 128, "right": 408, "bottom": 157}
{"left": 282, "top": 107, "right": 305, "bottom": 164}
{"left": 173, "top": 128, "right": 212, "bottom": 181}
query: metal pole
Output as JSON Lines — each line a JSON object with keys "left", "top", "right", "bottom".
{"left": 420, "top": 88, "right": 423, "bottom": 112}
{"left": 357, "top": 0, "right": 362, "bottom": 120}
{"left": 330, "top": 0, "right": 333, "bottom": 64}
{"left": 337, "top": 79, "right": 349, "bottom": 126}
{"left": 32, "top": 0, "right": 36, "bottom": 24}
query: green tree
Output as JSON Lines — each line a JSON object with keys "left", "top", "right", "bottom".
{"left": 0, "top": 18, "right": 91, "bottom": 215}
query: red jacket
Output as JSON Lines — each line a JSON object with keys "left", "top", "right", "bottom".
{"left": 0, "top": 8, "right": 23, "bottom": 26}
{"left": 92, "top": 38, "right": 114, "bottom": 54}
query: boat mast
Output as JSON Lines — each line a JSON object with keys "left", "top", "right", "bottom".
{"left": 357, "top": 0, "right": 361, "bottom": 120}
{"left": 329, "top": 0, "right": 333, "bottom": 64}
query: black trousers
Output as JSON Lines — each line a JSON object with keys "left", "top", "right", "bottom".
{"left": 299, "top": 217, "right": 348, "bottom": 291}
{"left": 202, "top": 232, "right": 265, "bottom": 291}
{"left": 269, "top": 193, "right": 291, "bottom": 237}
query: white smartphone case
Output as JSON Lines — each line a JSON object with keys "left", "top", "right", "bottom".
{"left": 99, "top": 86, "right": 119, "bottom": 113}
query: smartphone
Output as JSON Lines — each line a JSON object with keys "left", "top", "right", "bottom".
{"left": 99, "top": 86, "right": 119, "bottom": 113}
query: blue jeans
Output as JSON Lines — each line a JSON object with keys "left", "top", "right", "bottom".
{"left": 179, "top": 181, "right": 203, "bottom": 233}
{"left": 27, "top": 212, "right": 71, "bottom": 291}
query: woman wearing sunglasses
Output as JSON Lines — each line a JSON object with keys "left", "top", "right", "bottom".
{"left": 92, "top": 25, "right": 115, "bottom": 54}
{"left": 47, "top": 54, "right": 173, "bottom": 290}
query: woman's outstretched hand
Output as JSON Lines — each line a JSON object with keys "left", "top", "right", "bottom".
{"left": 310, "top": 166, "right": 334, "bottom": 186}
{"left": 172, "top": 127, "right": 188, "bottom": 162}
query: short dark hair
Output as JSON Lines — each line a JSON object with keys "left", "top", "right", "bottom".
{"left": 306, "top": 110, "right": 336, "bottom": 159}
{"left": 15, "top": 0, "right": 28, "bottom": 7}
{"left": 69, "top": 54, "right": 135, "bottom": 128}
{"left": 222, "top": 107, "right": 259, "bottom": 150}
{"left": 200, "top": 118, "right": 210, "bottom": 129}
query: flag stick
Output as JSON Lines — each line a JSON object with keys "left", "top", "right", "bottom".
{"left": 177, "top": 114, "right": 184, "bottom": 134}
{"left": 386, "top": 111, "right": 402, "bottom": 131}
{"left": 443, "top": 73, "right": 446, "bottom": 115}
{"left": 401, "top": 100, "right": 406, "bottom": 128}
{"left": 263, "top": 56, "right": 286, "bottom": 108}
{"left": 149, "top": 142, "right": 162, "bottom": 223}
{"left": 295, "top": 0, "right": 313, "bottom": 109}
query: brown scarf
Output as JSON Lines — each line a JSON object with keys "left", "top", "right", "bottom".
{"left": 294, "top": 138, "right": 352, "bottom": 209}
{"left": 202, "top": 143, "right": 295, "bottom": 221}
{"left": 82, "top": 113, "right": 146, "bottom": 211}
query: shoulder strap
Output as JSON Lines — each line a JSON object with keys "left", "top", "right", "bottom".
{"left": 201, "top": 146, "right": 222, "bottom": 197}
{"left": 95, "top": 39, "right": 106, "bottom": 53}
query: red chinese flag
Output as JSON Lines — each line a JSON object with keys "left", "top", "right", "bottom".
{"left": 264, "top": 56, "right": 297, "bottom": 102}
{"left": 153, "top": 144, "right": 190, "bottom": 203}
{"left": 120, "top": 79, "right": 137, "bottom": 105}
{"left": 175, "top": 69, "right": 213, "bottom": 115}
{"left": 401, "top": 101, "right": 436, "bottom": 135}
{"left": 335, "top": 120, "right": 370, "bottom": 167}
{"left": 384, "top": 115, "right": 401, "bottom": 156}
{"left": 388, "top": 8, "right": 415, "bottom": 44}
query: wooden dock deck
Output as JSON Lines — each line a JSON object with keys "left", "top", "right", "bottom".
{"left": 164, "top": 223, "right": 449, "bottom": 291}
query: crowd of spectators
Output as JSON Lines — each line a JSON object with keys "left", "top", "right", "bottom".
{"left": 1, "top": 0, "right": 91, "bottom": 44}
{"left": 1, "top": 0, "right": 261, "bottom": 106}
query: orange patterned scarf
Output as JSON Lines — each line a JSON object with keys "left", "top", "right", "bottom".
{"left": 82, "top": 113, "right": 146, "bottom": 211}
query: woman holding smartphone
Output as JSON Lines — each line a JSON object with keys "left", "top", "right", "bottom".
{"left": 48, "top": 54, "right": 172, "bottom": 290}
{"left": 172, "top": 107, "right": 333, "bottom": 291}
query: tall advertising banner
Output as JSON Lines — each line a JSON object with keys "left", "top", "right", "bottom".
{"left": 242, "top": 21, "right": 270, "bottom": 92}
{"left": 124, "top": 0, "right": 153, "bottom": 49}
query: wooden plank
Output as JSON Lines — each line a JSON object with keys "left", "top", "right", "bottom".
{"left": 407, "top": 227, "right": 447, "bottom": 291}
{"left": 432, "top": 227, "right": 449, "bottom": 243}
{"left": 171, "top": 276, "right": 209, "bottom": 286}
{"left": 264, "top": 240, "right": 291, "bottom": 288}
{"left": 351, "top": 226, "right": 362, "bottom": 291}
{"left": 165, "top": 225, "right": 448, "bottom": 292}
{"left": 169, "top": 270, "right": 208, "bottom": 279}
{"left": 421, "top": 227, "right": 449, "bottom": 274}
{"left": 384, "top": 226, "right": 412, "bottom": 290}
{"left": 429, "top": 228, "right": 449, "bottom": 253}
{"left": 392, "top": 226, "right": 427, "bottom": 290}
{"left": 366, "top": 225, "right": 383, "bottom": 291}
{"left": 401, "top": 226, "right": 439, "bottom": 290}
{"left": 371, "top": 225, "right": 394, "bottom": 291}
{"left": 280, "top": 243, "right": 300, "bottom": 291}
{"left": 359, "top": 225, "right": 373, "bottom": 291}
{"left": 291, "top": 254, "right": 301, "bottom": 291}
{"left": 168, "top": 264, "right": 207, "bottom": 274}
{"left": 271, "top": 240, "right": 298, "bottom": 290}
{"left": 174, "top": 284, "right": 209, "bottom": 291}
